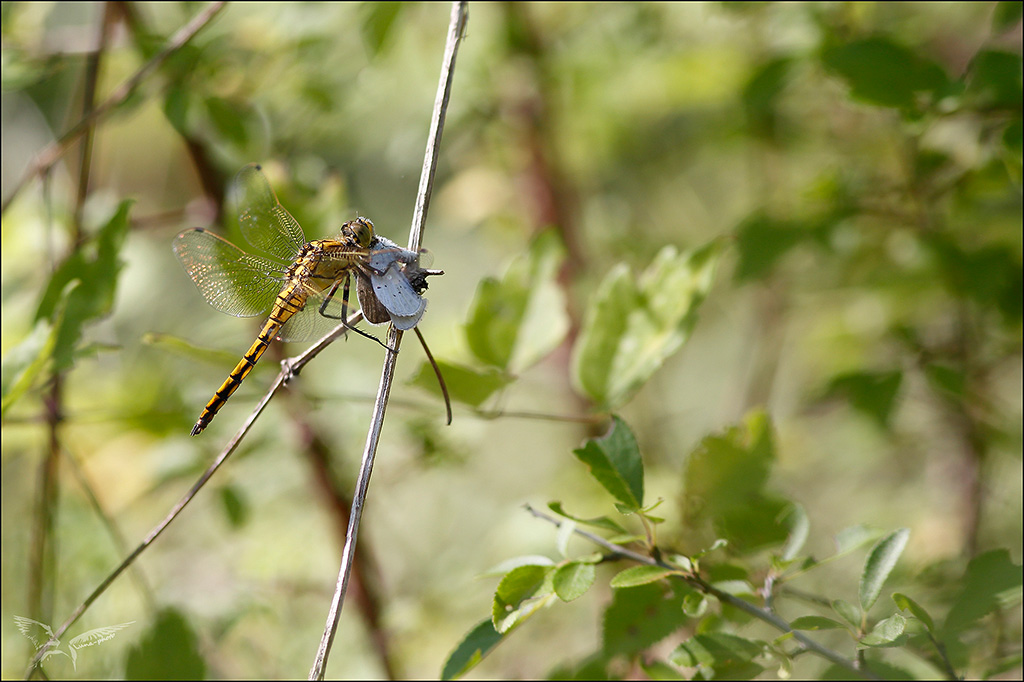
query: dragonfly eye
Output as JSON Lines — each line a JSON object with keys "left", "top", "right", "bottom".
{"left": 345, "top": 217, "right": 375, "bottom": 247}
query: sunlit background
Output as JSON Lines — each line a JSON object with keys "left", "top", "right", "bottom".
{"left": 2, "top": 3, "right": 1020, "bottom": 679}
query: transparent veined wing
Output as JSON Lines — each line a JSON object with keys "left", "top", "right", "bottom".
{"left": 274, "top": 276, "right": 362, "bottom": 342}
{"left": 232, "top": 164, "right": 308, "bottom": 259}
{"left": 172, "top": 228, "right": 288, "bottom": 318}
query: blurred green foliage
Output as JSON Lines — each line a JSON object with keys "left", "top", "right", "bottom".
{"left": 1, "top": 2, "right": 1020, "bottom": 680}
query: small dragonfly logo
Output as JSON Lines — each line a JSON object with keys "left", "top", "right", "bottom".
{"left": 14, "top": 615, "right": 135, "bottom": 671}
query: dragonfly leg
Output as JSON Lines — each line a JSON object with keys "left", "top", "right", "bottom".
{"left": 320, "top": 276, "right": 397, "bottom": 353}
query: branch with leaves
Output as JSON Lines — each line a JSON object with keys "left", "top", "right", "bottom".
{"left": 442, "top": 414, "right": 1020, "bottom": 680}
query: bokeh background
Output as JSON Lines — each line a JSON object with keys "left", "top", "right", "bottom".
{"left": 2, "top": 2, "right": 1020, "bottom": 679}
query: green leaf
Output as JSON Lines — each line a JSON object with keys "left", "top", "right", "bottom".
{"left": 547, "top": 654, "right": 611, "bottom": 681}
{"left": 492, "top": 564, "right": 554, "bottom": 633}
{"left": 1, "top": 45, "right": 61, "bottom": 91}
{"left": 734, "top": 214, "right": 808, "bottom": 281}
{"left": 162, "top": 85, "right": 193, "bottom": 135}
{"left": 790, "top": 616, "right": 847, "bottom": 631}
{"left": 441, "top": 618, "right": 504, "bottom": 681}
{"left": 682, "top": 411, "right": 790, "bottom": 552}
{"left": 465, "top": 231, "right": 568, "bottom": 372}
{"left": 860, "top": 613, "right": 907, "bottom": 647}
{"left": 682, "top": 592, "right": 707, "bottom": 618}
{"left": 993, "top": 1, "right": 1024, "bottom": 32}
{"left": 1005, "top": 118, "right": 1023, "bottom": 157}
{"left": 892, "top": 593, "right": 935, "bottom": 633}
{"left": 780, "top": 504, "right": 809, "bottom": 561}
{"left": 859, "top": 528, "right": 910, "bottom": 611}
{"left": 742, "top": 57, "right": 793, "bottom": 141}
{"left": 553, "top": 562, "right": 596, "bottom": 602}
{"left": 1, "top": 312, "right": 61, "bottom": 417}
{"left": 572, "top": 416, "right": 644, "bottom": 511}
{"left": 571, "top": 263, "right": 634, "bottom": 403}
{"left": 204, "top": 96, "right": 250, "bottom": 147}
{"left": 965, "top": 50, "right": 1023, "bottom": 109}
{"left": 926, "top": 235, "right": 1023, "bottom": 325}
{"left": 571, "top": 239, "right": 722, "bottom": 409}
{"left": 359, "top": 1, "right": 404, "bottom": 55}
{"left": 923, "top": 363, "right": 966, "bottom": 399}
{"left": 603, "top": 582, "right": 689, "bottom": 657}
{"left": 125, "top": 608, "right": 206, "bottom": 679}
{"left": 831, "top": 599, "right": 862, "bottom": 629}
{"left": 642, "top": 659, "right": 688, "bottom": 681}
{"left": 35, "top": 200, "right": 133, "bottom": 372}
{"left": 825, "top": 370, "right": 903, "bottom": 430}
{"left": 218, "top": 485, "right": 248, "bottom": 528}
{"left": 691, "top": 538, "right": 729, "bottom": 561}
{"left": 822, "top": 37, "right": 951, "bottom": 112}
{"left": 941, "top": 549, "right": 1023, "bottom": 637}
{"left": 669, "top": 633, "right": 765, "bottom": 680}
{"left": 465, "top": 278, "right": 522, "bottom": 369}
{"left": 834, "top": 525, "right": 882, "bottom": 555}
{"left": 547, "top": 501, "right": 628, "bottom": 534}
{"left": 555, "top": 518, "right": 575, "bottom": 558}
{"left": 483, "top": 555, "right": 555, "bottom": 576}
{"left": 408, "top": 360, "right": 511, "bottom": 407}
{"left": 610, "top": 565, "right": 676, "bottom": 588}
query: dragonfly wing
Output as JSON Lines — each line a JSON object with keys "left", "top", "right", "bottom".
{"left": 275, "top": 273, "right": 362, "bottom": 342}
{"left": 274, "top": 299, "right": 339, "bottom": 343}
{"left": 232, "top": 164, "right": 307, "bottom": 259}
{"left": 173, "top": 228, "right": 286, "bottom": 317}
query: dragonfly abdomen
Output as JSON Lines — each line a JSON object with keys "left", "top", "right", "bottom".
{"left": 190, "top": 291, "right": 307, "bottom": 436}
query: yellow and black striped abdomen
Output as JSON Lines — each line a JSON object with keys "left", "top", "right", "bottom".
{"left": 189, "top": 282, "right": 309, "bottom": 436}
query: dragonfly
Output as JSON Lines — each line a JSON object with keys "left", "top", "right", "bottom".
{"left": 173, "top": 163, "right": 443, "bottom": 436}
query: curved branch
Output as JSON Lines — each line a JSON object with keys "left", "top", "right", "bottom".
{"left": 2, "top": 2, "right": 227, "bottom": 216}
{"left": 524, "top": 504, "right": 881, "bottom": 681}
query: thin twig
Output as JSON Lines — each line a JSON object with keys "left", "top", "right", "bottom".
{"left": 1, "top": 2, "right": 227, "bottom": 215}
{"left": 287, "top": 399, "right": 399, "bottom": 679}
{"left": 524, "top": 504, "right": 882, "bottom": 681}
{"left": 308, "top": 3, "right": 468, "bottom": 679}
{"left": 24, "top": 296, "right": 368, "bottom": 676}
{"left": 23, "top": 339, "right": 305, "bottom": 677}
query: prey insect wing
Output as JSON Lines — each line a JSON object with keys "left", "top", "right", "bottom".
{"left": 357, "top": 235, "right": 433, "bottom": 329}
{"left": 370, "top": 261, "right": 427, "bottom": 329}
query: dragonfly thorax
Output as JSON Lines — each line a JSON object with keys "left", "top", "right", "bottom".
{"left": 291, "top": 239, "right": 364, "bottom": 291}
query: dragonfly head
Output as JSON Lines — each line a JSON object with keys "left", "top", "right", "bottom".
{"left": 343, "top": 217, "right": 375, "bottom": 248}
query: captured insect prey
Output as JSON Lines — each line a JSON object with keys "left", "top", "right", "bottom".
{"left": 173, "top": 163, "right": 449, "bottom": 435}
